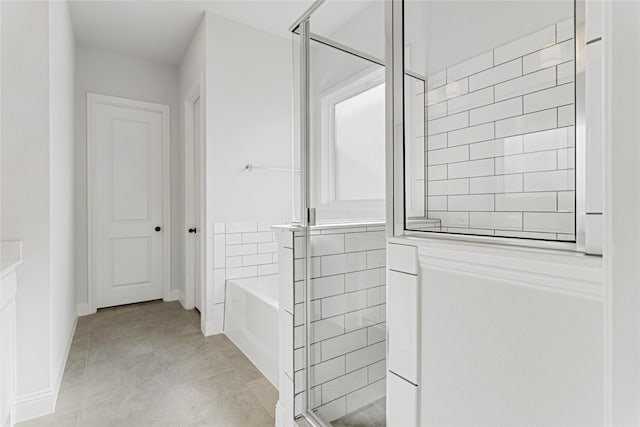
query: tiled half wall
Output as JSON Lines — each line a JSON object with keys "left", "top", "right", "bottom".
{"left": 420, "top": 18, "right": 576, "bottom": 241}
{"left": 276, "top": 224, "right": 387, "bottom": 423}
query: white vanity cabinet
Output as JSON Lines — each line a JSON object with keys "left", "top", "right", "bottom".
{"left": 0, "top": 242, "right": 21, "bottom": 427}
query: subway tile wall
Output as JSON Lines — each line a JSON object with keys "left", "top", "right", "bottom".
{"left": 292, "top": 224, "right": 387, "bottom": 422}
{"left": 213, "top": 220, "right": 286, "bottom": 319}
{"left": 422, "top": 18, "right": 576, "bottom": 241}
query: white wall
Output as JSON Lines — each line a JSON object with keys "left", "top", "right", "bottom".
{"left": 48, "top": 0, "right": 76, "bottom": 392}
{"left": 1, "top": 0, "right": 76, "bottom": 419}
{"left": 0, "top": 0, "right": 52, "bottom": 401}
{"left": 74, "top": 46, "right": 182, "bottom": 306}
{"left": 205, "top": 12, "right": 292, "bottom": 222}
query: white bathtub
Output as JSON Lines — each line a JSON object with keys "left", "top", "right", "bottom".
{"left": 224, "top": 274, "right": 279, "bottom": 388}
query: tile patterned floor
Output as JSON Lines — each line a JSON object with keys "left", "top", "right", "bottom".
{"left": 331, "top": 398, "right": 386, "bottom": 427}
{"left": 18, "top": 301, "right": 278, "bottom": 427}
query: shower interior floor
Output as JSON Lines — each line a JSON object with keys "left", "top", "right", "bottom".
{"left": 331, "top": 397, "right": 386, "bottom": 427}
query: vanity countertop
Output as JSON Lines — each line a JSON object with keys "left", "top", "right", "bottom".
{"left": 0, "top": 241, "right": 23, "bottom": 279}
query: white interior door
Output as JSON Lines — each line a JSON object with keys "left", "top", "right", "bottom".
{"left": 90, "top": 95, "right": 169, "bottom": 309}
{"left": 185, "top": 95, "right": 203, "bottom": 312}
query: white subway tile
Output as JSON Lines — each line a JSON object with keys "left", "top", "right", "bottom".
{"left": 427, "top": 101, "right": 447, "bottom": 120}
{"left": 310, "top": 275, "right": 345, "bottom": 300}
{"left": 427, "top": 69, "right": 446, "bottom": 91}
{"left": 427, "top": 164, "right": 447, "bottom": 180}
{"left": 427, "top": 145, "right": 469, "bottom": 165}
{"left": 495, "top": 192, "right": 557, "bottom": 211}
{"left": 346, "top": 379, "right": 386, "bottom": 414}
{"left": 427, "top": 133, "right": 447, "bottom": 151}
{"left": 427, "top": 111, "right": 468, "bottom": 135}
{"left": 321, "top": 252, "right": 367, "bottom": 276}
{"left": 523, "top": 40, "right": 574, "bottom": 74}
{"left": 258, "top": 263, "right": 278, "bottom": 276}
{"left": 558, "top": 191, "right": 576, "bottom": 212}
{"left": 470, "top": 136, "right": 523, "bottom": 159}
{"left": 495, "top": 109, "right": 558, "bottom": 138}
{"left": 242, "top": 253, "right": 273, "bottom": 266}
{"left": 344, "top": 231, "right": 386, "bottom": 252}
{"left": 322, "top": 368, "right": 368, "bottom": 403}
{"left": 310, "top": 316, "right": 345, "bottom": 343}
{"left": 470, "top": 212, "right": 523, "bottom": 230}
{"left": 214, "top": 235, "right": 226, "bottom": 268}
{"left": 310, "top": 356, "right": 345, "bottom": 386}
{"left": 494, "top": 67, "right": 556, "bottom": 102}
{"left": 427, "top": 79, "right": 469, "bottom": 106}
{"left": 367, "top": 322, "right": 386, "bottom": 345}
{"left": 367, "top": 286, "right": 386, "bottom": 306}
{"left": 558, "top": 105, "right": 575, "bottom": 126}
{"left": 428, "top": 178, "right": 469, "bottom": 195}
{"left": 242, "top": 231, "right": 273, "bottom": 244}
{"left": 213, "top": 222, "right": 226, "bottom": 234}
{"left": 368, "top": 360, "right": 386, "bottom": 382}
{"left": 447, "top": 87, "right": 494, "bottom": 115}
{"left": 523, "top": 127, "right": 573, "bottom": 152}
{"left": 495, "top": 150, "right": 557, "bottom": 174}
{"left": 427, "top": 195, "right": 447, "bottom": 211}
{"left": 321, "top": 291, "right": 367, "bottom": 318}
{"left": 524, "top": 212, "right": 575, "bottom": 233}
{"left": 557, "top": 147, "right": 576, "bottom": 169}
{"left": 557, "top": 61, "right": 575, "bottom": 85}
{"left": 226, "top": 266, "right": 257, "bottom": 279}
{"left": 448, "top": 123, "right": 495, "bottom": 147}
{"left": 345, "top": 342, "right": 386, "bottom": 372}
{"left": 344, "top": 268, "right": 385, "bottom": 292}
{"left": 315, "top": 397, "right": 346, "bottom": 421}
{"left": 445, "top": 227, "right": 495, "bottom": 236}
{"left": 557, "top": 18, "right": 575, "bottom": 42}
{"left": 524, "top": 83, "right": 574, "bottom": 113}
{"left": 310, "top": 234, "right": 345, "bottom": 256}
{"left": 448, "top": 194, "right": 494, "bottom": 211}
{"left": 226, "top": 256, "right": 242, "bottom": 268}
{"left": 524, "top": 169, "right": 575, "bottom": 191}
{"left": 448, "top": 158, "right": 494, "bottom": 179}
{"left": 470, "top": 97, "right": 523, "bottom": 125}
{"left": 447, "top": 51, "right": 494, "bottom": 83}
{"left": 427, "top": 211, "right": 469, "bottom": 227}
{"left": 225, "top": 221, "right": 257, "bottom": 233}
{"left": 321, "top": 329, "right": 367, "bottom": 361}
{"left": 469, "top": 58, "right": 522, "bottom": 91}
{"left": 345, "top": 305, "right": 385, "bottom": 332}
{"left": 494, "top": 25, "right": 556, "bottom": 64}
{"left": 366, "top": 250, "right": 386, "bottom": 269}
{"left": 257, "top": 242, "right": 277, "bottom": 253}
{"left": 226, "top": 233, "right": 242, "bottom": 245}
{"left": 226, "top": 243, "right": 257, "bottom": 257}
{"left": 469, "top": 174, "right": 523, "bottom": 194}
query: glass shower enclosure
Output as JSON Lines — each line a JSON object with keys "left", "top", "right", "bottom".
{"left": 290, "top": 1, "right": 388, "bottom": 426}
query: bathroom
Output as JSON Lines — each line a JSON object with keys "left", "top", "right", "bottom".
{"left": 1, "top": 0, "right": 639, "bottom": 426}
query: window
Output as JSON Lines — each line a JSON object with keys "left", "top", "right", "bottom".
{"left": 319, "top": 68, "right": 386, "bottom": 220}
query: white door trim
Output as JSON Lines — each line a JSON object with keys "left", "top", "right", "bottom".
{"left": 86, "top": 92, "right": 171, "bottom": 313}
{"left": 184, "top": 75, "right": 205, "bottom": 311}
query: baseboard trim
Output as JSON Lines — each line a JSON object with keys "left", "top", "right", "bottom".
{"left": 14, "top": 389, "right": 55, "bottom": 422}
{"left": 202, "top": 320, "right": 222, "bottom": 337}
{"left": 76, "top": 302, "right": 94, "bottom": 316}
{"left": 164, "top": 289, "right": 180, "bottom": 302}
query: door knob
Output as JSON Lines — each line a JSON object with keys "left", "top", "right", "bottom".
{"left": 155, "top": 226, "right": 161, "bottom": 232}
{"left": 188, "top": 228, "right": 197, "bottom": 234}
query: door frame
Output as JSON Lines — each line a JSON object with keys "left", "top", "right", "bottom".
{"left": 183, "top": 75, "right": 206, "bottom": 311}
{"left": 86, "top": 92, "right": 171, "bottom": 313}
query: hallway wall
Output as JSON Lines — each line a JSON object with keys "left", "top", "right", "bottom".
{"left": 74, "top": 46, "right": 182, "bottom": 309}
{"left": 0, "top": 0, "right": 77, "bottom": 420}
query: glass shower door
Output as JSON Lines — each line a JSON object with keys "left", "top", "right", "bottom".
{"left": 291, "top": 1, "right": 388, "bottom": 426}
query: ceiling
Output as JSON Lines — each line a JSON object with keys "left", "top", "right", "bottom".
{"left": 68, "top": 0, "right": 376, "bottom": 65}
